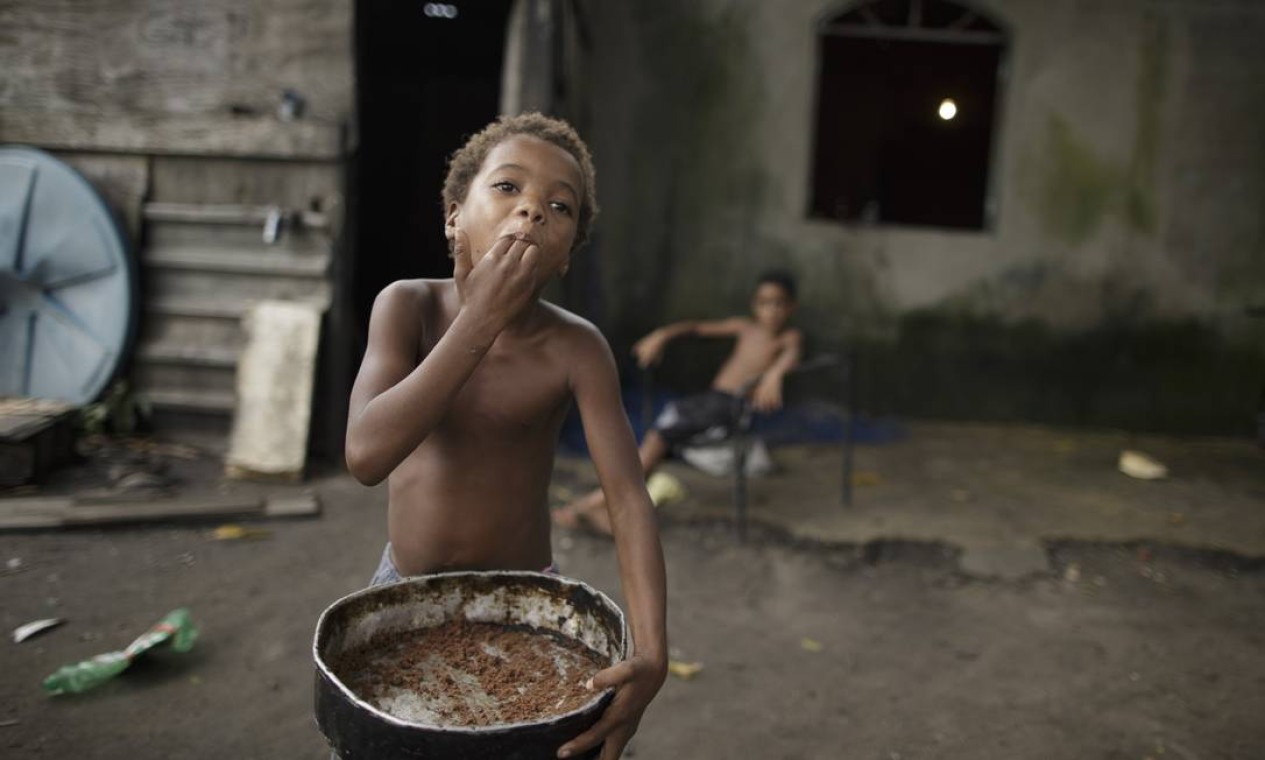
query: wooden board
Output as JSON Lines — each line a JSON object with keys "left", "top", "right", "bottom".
{"left": 0, "top": 492, "right": 319, "bottom": 531}
{"left": 1, "top": 110, "right": 343, "bottom": 161}
{"left": 0, "top": 399, "right": 77, "bottom": 487}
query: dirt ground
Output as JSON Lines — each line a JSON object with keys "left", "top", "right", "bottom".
{"left": 2, "top": 462, "right": 1263, "bottom": 760}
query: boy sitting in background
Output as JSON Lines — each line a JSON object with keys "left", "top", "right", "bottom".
{"left": 553, "top": 271, "right": 802, "bottom": 535}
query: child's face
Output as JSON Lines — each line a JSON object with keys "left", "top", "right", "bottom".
{"left": 446, "top": 135, "right": 582, "bottom": 280}
{"left": 751, "top": 282, "right": 795, "bottom": 330}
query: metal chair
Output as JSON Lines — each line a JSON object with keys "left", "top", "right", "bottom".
{"left": 641, "top": 351, "right": 855, "bottom": 540}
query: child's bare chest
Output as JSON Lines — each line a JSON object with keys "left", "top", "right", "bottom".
{"left": 732, "top": 331, "right": 783, "bottom": 366}
{"left": 443, "top": 354, "right": 571, "bottom": 437}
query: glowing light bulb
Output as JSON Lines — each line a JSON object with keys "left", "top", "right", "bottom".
{"left": 938, "top": 99, "right": 958, "bottom": 121}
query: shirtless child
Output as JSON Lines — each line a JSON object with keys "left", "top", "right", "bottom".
{"left": 554, "top": 271, "right": 803, "bottom": 535}
{"left": 344, "top": 113, "right": 666, "bottom": 760}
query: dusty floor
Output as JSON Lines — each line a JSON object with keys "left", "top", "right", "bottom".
{"left": 573, "top": 423, "right": 1265, "bottom": 577}
{"left": 2, "top": 464, "right": 1263, "bottom": 759}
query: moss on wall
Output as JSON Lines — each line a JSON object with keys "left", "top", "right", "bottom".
{"left": 854, "top": 310, "right": 1265, "bottom": 436}
{"left": 1034, "top": 21, "right": 1168, "bottom": 246}
{"left": 1036, "top": 114, "right": 1123, "bottom": 246}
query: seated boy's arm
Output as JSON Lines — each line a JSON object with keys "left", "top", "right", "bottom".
{"left": 693, "top": 316, "right": 747, "bottom": 338}
{"left": 752, "top": 328, "right": 804, "bottom": 412}
{"left": 633, "top": 317, "right": 744, "bottom": 368}
{"left": 559, "top": 324, "right": 668, "bottom": 760}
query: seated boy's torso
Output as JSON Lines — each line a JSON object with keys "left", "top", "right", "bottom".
{"left": 710, "top": 320, "right": 796, "bottom": 394}
{"left": 386, "top": 279, "right": 578, "bottom": 576}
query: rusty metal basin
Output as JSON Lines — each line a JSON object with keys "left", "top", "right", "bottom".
{"left": 313, "top": 571, "right": 627, "bottom": 760}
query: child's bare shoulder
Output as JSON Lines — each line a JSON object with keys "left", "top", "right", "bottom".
{"left": 375, "top": 278, "right": 451, "bottom": 308}
{"left": 536, "top": 302, "right": 616, "bottom": 368}
{"left": 537, "top": 301, "right": 605, "bottom": 345}
{"left": 371, "top": 278, "right": 454, "bottom": 325}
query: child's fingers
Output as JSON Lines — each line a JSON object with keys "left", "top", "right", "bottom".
{"left": 519, "top": 244, "right": 540, "bottom": 274}
{"left": 599, "top": 726, "right": 635, "bottom": 760}
{"left": 500, "top": 235, "right": 545, "bottom": 266}
{"left": 559, "top": 659, "right": 653, "bottom": 757}
{"left": 589, "top": 660, "right": 636, "bottom": 691}
{"left": 488, "top": 234, "right": 518, "bottom": 261}
{"left": 497, "top": 237, "right": 524, "bottom": 263}
{"left": 467, "top": 235, "right": 512, "bottom": 277}
{"left": 556, "top": 704, "right": 625, "bottom": 758}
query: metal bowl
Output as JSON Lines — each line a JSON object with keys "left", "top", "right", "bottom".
{"left": 314, "top": 571, "right": 627, "bottom": 760}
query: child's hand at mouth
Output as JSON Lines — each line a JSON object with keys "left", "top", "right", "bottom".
{"left": 452, "top": 228, "right": 542, "bottom": 337}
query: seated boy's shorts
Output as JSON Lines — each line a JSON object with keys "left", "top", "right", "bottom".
{"left": 653, "top": 390, "right": 742, "bottom": 447}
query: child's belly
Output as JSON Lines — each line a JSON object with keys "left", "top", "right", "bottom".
{"left": 384, "top": 446, "right": 555, "bottom": 576}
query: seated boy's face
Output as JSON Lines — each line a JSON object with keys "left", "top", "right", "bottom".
{"left": 449, "top": 135, "right": 583, "bottom": 278}
{"left": 752, "top": 283, "right": 795, "bottom": 329}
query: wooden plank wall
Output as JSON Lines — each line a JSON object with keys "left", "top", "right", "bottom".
{"left": 0, "top": 0, "right": 354, "bottom": 455}
{"left": 132, "top": 158, "right": 340, "bottom": 450}
{"left": 1, "top": 0, "right": 352, "bottom": 159}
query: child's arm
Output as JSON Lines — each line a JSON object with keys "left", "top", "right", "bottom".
{"left": 557, "top": 326, "right": 668, "bottom": 760}
{"left": 751, "top": 328, "right": 804, "bottom": 412}
{"left": 345, "top": 232, "right": 540, "bottom": 484}
{"left": 632, "top": 317, "right": 745, "bottom": 368}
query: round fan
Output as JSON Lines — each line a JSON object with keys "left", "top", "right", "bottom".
{"left": 0, "top": 146, "right": 137, "bottom": 405}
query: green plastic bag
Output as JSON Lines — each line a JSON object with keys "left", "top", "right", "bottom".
{"left": 43, "top": 608, "right": 198, "bottom": 695}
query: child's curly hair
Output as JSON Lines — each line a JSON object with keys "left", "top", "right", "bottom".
{"left": 442, "top": 112, "right": 599, "bottom": 250}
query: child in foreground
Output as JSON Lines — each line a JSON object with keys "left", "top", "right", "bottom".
{"left": 553, "top": 271, "right": 802, "bottom": 535}
{"left": 344, "top": 113, "right": 667, "bottom": 759}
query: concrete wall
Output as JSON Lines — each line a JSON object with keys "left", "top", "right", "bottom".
{"left": 577, "top": 0, "right": 1265, "bottom": 434}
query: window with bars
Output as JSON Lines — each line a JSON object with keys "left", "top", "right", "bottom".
{"left": 809, "top": 0, "right": 1007, "bottom": 230}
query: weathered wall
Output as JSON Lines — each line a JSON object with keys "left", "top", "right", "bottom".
{"left": 0, "top": 0, "right": 352, "bottom": 158}
{"left": 578, "top": 0, "right": 1265, "bottom": 434}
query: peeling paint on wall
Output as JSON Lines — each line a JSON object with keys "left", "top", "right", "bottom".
{"left": 1031, "top": 22, "right": 1168, "bottom": 246}
{"left": 1033, "top": 114, "right": 1125, "bottom": 246}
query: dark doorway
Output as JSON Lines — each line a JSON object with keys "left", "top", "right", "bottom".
{"left": 351, "top": 0, "right": 515, "bottom": 339}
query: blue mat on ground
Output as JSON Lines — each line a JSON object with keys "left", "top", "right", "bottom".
{"left": 558, "top": 382, "right": 907, "bottom": 456}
